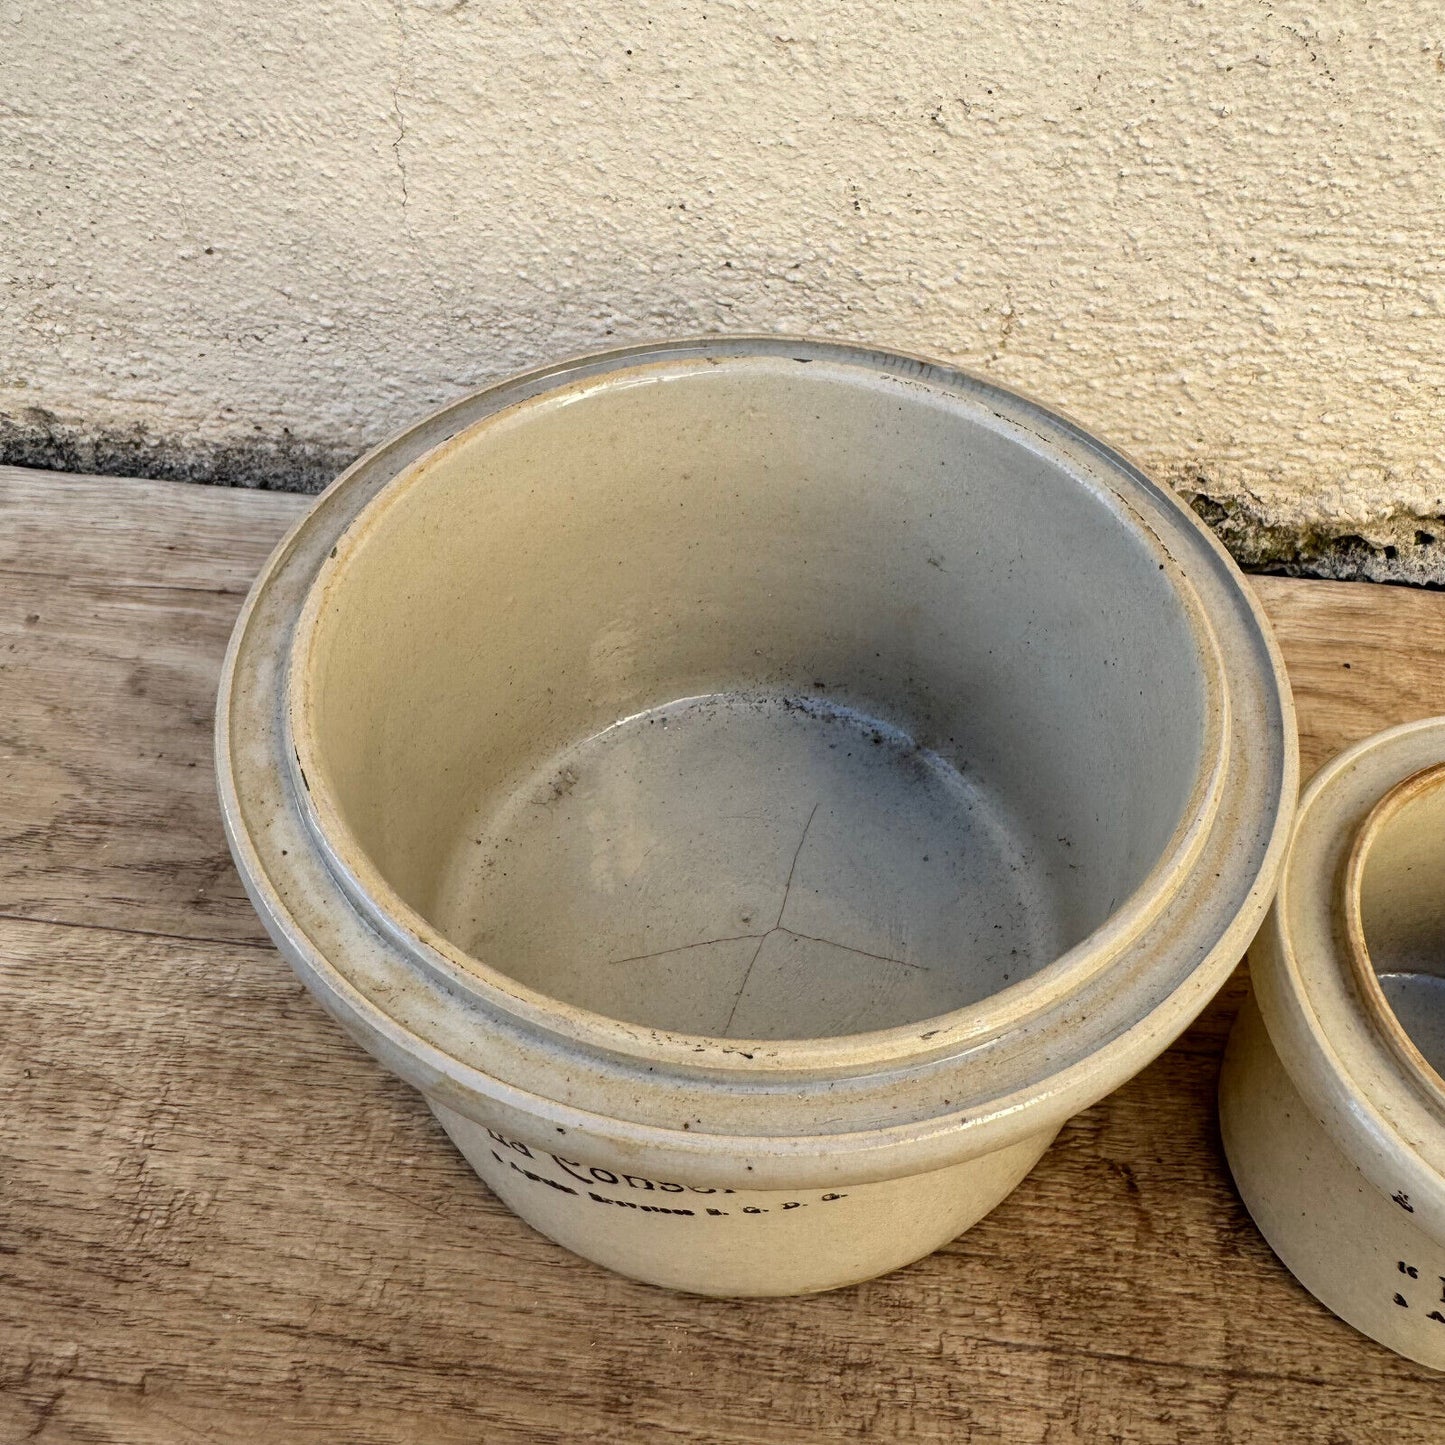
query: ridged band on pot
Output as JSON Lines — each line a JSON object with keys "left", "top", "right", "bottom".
{"left": 218, "top": 337, "right": 1295, "bottom": 1295}
{"left": 1221, "top": 717, "right": 1445, "bottom": 1368}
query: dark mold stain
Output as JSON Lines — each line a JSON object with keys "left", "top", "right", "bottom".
{"left": 0, "top": 406, "right": 354, "bottom": 493}
{"left": 8, "top": 403, "right": 1442, "bottom": 588}
{"left": 1180, "top": 476, "right": 1445, "bottom": 589}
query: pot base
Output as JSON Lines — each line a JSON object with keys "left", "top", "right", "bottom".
{"left": 432, "top": 690, "right": 1064, "bottom": 1039}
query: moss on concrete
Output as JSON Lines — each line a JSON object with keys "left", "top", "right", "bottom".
{"left": 1178, "top": 484, "right": 1444, "bottom": 589}
{"left": 0, "top": 407, "right": 350, "bottom": 494}
{"left": 6, "top": 405, "right": 1442, "bottom": 588}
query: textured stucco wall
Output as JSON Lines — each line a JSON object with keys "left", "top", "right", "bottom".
{"left": 4, "top": 0, "right": 1443, "bottom": 580}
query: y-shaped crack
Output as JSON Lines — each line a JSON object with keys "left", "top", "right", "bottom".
{"left": 721, "top": 933, "right": 772, "bottom": 1039}
{"left": 722, "top": 801, "right": 816, "bottom": 1036}
{"left": 774, "top": 801, "right": 819, "bottom": 931}
{"left": 605, "top": 927, "right": 924, "bottom": 974}
{"left": 606, "top": 933, "right": 771, "bottom": 968}
{"left": 598, "top": 804, "right": 926, "bottom": 1037}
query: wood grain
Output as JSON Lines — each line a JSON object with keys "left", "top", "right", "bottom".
{"left": 2, "top": 468, "right": 1444, "bottom": 1443}
{"left": 0, "top": 467, "right": 303, "bottom": 944}
{"left": 1251, "top": 573, "right": 1445, "bottom": 781}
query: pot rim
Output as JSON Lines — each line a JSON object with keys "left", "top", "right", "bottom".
{"left": 283, "top": 347, "right": 1232, "bottom": 1072}
{"left": 1250, "top": 717, "right": 1445, "bottom": 1239}
{"left": 217, "top": 335, "right": 1296, "bottom": 1187}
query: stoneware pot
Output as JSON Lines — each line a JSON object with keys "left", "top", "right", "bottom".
{"left": 217, "top": 337, "right": 1296, "bottom": 1296}
{"left": 1222, "top": 716, "right": 1445, "bottom": 1368}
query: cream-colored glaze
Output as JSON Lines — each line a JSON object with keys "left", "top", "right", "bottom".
{"left": 1222, "top": 719, "right": 1445, "bottom": 1368}
{"left": 219, "top": 338, "right": 1295, "bottom": 1294}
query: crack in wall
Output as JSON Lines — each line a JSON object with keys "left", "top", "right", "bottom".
{"left": 390, "top": 4, "right": 412, "bottom": 213}
{"left": 385, "top": 1, "right": 452, "bottom": 296}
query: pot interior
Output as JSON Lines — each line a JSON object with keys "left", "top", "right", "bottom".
{"left": 295, "top": 355, "right": 1213, "bottom": 1040}
{"left": 1353, "top": 763, "right": 1445, "bottom": 1083}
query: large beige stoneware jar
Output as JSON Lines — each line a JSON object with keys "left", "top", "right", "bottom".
{"left": 219, "top": 338, "right": 1295, "bottom": 1295}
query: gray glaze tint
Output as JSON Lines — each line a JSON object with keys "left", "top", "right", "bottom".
{"left": 1381, "top": 976, "right": 1445, "bottom": 1080}
{"left": 432, "top": 692, "right": 1060, "bottom": 1038}
{"left": 1358, "top": 768, "right": 1445, "bottom": 1079}
{"left": 303, "top": 355, "right": 1212, "bottom": 1038}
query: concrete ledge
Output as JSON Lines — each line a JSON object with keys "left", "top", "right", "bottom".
{"left": 6, "top": 406, "right": 1441, "bottom": 588}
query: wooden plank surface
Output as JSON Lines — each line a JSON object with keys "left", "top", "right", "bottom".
{"left": 0, "top": 470, "right": 302, "bottom": 946}
{"left": 2, "top": 464, "right": 1444, "bottom": 1443}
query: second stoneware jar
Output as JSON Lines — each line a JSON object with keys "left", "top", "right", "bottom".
{"left": 218, "top": 337, "right": 1296, "bottom": 1295}
{"left": 1223, "top": 717, "right": 1445, "bottom": 1369}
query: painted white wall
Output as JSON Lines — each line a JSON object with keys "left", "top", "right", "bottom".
{"left": 3, "top": 0, "right": 1443, "bottom": 576}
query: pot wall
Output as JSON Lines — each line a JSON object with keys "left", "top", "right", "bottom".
{"left": 1222, "top": 993, "right": 1445, "bottom": 1370}
{"left": 432, "top": 1100, "right": 1055, "bottom": 1296}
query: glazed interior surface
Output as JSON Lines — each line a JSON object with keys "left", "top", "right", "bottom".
{"left": 298, "top": 356, "right": 1211, "bottom": 1039}
{"left": 1357, "top": 767, "right": 1445, "bottom": 1079}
